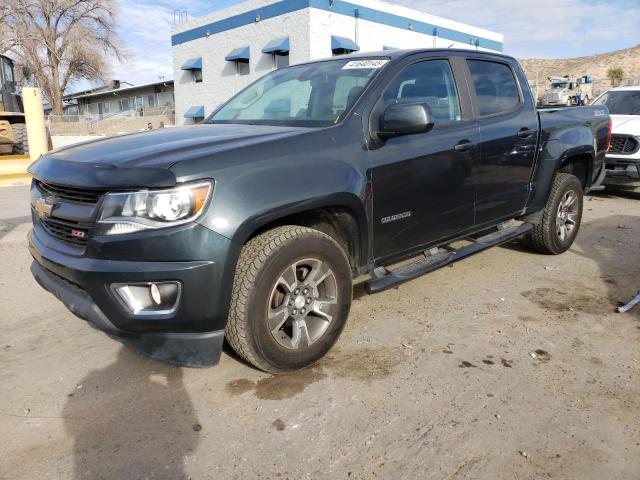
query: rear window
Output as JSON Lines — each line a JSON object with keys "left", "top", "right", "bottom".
{"left": 467, "top": 60, "right": 520, "bottom": 116}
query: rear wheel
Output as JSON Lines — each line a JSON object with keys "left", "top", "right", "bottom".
{"left": 225, "top": 226, "right": 352, "bottom": 373}
{"left": 524, "top": 173, "right": 583, "bottom": 254}
{"left": 11, "top": 123, "right": 28, "bottom": 155}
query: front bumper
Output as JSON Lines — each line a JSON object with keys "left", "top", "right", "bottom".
{"left": 30, "top": 261, "right": 224, "bottom": 367}
{"left": 28, "top": 224, "right": 239, "bottom": 367}
{"left": 602, "top": 156, "right": 640, "bottom": 189}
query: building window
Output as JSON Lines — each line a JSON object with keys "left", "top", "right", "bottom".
{"left": 275, "top": 54, "right": 289, "bottom": 69}
{"left": 225, "top": 46, "right": 250, "bottom": 76}
{"left": 181, "top": 57, "right": 203, "bottom": 84}
{"left": 134, "top": 95, "right": 144, "bottom": 115}
{"left": 237, "top": 61, "right": 250, "bottom": 76}
{"left": 119, "top": 98, "right": 130, "bottom": 111}
{"left": 262, "top": 37, "right": 290, "bottom": 69}
{"left": 147, "top": 94, "right": 157, "bottom": 108}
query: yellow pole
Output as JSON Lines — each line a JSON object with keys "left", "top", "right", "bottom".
{"left": 22, "top": 87, "right": 48, "bottom": 161}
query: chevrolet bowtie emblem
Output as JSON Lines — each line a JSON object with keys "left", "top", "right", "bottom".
{"left": 34, "top": 196, "right": 56, "bottom": 217}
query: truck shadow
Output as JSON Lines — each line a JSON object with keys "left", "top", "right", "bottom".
{"left": 62, "top": 347, "right": 200, "bottom": 479}
{"left": 499, "top": 203, "right": 639, "bottom": 311}
{"left": 573, "top": 211, "right": 640, "bottom": 311}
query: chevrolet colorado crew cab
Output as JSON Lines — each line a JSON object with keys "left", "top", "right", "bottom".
{"left": 28, "top": 50, "right": 611, "bottom": 373}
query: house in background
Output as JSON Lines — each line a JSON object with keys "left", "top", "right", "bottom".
{"left": 72, "top": 80, "right": 175, "bottom": 121}
{"left": 47, "top": 80, "right": 175, "bottom": 121}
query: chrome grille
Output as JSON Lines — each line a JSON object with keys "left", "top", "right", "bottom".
{"left": 609, "top": 135, "right": 639, "bottom": 155}
{"left": 36, "top": 180, "right": 103, "bottom": 204}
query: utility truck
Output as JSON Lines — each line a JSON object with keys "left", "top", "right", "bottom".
{"left": 540, "top": 75, "right": 593, "bottom": 107}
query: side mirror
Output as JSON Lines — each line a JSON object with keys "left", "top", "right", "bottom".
{"left": 379, "top": 102, "right": 434, "bottom": 138}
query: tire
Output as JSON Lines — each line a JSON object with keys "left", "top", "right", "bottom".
{"left": 11, "top": 123, "right": 28, "bottom": 155}
{"left": 225, "top": 226, "right": 352, "bottom": 373}
{"left": 524, "top": 173, "right": 583, "bottom": 255}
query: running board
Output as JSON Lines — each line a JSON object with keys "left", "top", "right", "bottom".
{"left": 365, "top": 223, "right": 533, "bottom": 294}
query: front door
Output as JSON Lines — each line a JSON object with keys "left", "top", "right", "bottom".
{"left": 369, "top": 58, "right": 480, "bottom": 262}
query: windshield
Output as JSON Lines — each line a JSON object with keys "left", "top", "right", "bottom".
{"left": 551, "top": 82, "right": 568, "bottom": 89}
{"left": 593, "top": 90, "right": 640, "bottom": 115}
{"left": 209, "top": 58, "right": 388, "bottom": 127}
{"left": 1, "top": 57, "right": 16, "bottom": 93}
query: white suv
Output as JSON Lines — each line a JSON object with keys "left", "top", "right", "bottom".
{"left": 592, "top": 86, "right": 640, "bottom": 191}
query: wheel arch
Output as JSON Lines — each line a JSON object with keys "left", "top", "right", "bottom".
{"left": 232, "top": 194, "right": 369, "bottom": 275}
{"left": 524, "top": 132, "right": 596, "bottom": 215}
{"left": 559, "top": 152, "right": 593, "bottom": 189}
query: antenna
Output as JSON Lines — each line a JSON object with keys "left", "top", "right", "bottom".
{"left": 173, "top": 10, "right": 188, "bottom": 25}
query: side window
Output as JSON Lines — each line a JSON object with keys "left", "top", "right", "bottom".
{"left": 467, "top": 60, "right": 520, "bottom": 116}
{"left": 382, "top": 59, "right": 461, "bottom": 125}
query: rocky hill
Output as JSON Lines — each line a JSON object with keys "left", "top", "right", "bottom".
{"left": 518, "top": 44, "right": 640, "bottom": 86}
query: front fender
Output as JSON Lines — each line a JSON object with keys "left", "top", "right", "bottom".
{"left": 197, "top": 156, "right": 369, "bottom": 252}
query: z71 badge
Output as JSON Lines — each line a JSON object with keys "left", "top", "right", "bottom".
{"left": 381, "top": 211, "right": 412, "bottom": 224}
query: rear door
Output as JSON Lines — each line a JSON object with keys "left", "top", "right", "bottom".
{"left": 368, "top": 56, "right": 480, "bottom": 262}
{"left": 465, "top": 58, "right": 539, "bottom": 224}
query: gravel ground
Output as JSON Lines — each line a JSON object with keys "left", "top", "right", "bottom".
{"left": 0, "top": 186, "right": 638, "bottom": 480}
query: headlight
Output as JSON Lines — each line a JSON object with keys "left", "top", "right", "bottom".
{"left": 97, "top": 180, "right": 213, "bottom": 235}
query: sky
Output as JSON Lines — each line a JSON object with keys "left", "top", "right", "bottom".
{"left": 93, "top": 0, "right": 640, "bottom": 88}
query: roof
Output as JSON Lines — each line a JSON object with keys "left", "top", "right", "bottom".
{"left": 288, "top": 48, "right": 516, "bottom": 67}
{"left": 607, "top": 85, "right": 640, "bottom": 91}
{"left": 71, "top": 80, "right": 174, "bottom": 100}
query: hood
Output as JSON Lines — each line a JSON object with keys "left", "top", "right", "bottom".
{"left": 47, "top": 124, "right": 309, "bottom": 167}
{"left": 29, "top": 124, "right": 310, "bottom": 189}
{"left": 611, "top": 115, "right": 640, "bottom": 136}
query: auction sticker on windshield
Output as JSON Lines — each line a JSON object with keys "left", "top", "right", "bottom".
{"left": 343, "top": 59, "right": 389, "bottom": 69}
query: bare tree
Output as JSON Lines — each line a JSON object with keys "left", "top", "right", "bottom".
{"left": 5, "top": 0, "right": 120, "bottom": 114}
{"left": 0, "top": 1, "right": 17, "bottom": 53}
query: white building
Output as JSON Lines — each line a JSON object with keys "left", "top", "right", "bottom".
{"left": 171, "top": 0, "right": 504, "bottom": 125}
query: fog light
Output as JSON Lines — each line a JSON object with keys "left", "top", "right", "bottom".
{"left": 112, "top": 281, "right": 181, "bottom": 316}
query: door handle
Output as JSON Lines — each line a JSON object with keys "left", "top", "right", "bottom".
{"left": 454, "top": 140, "right": 475, "bottom": 152}
{"left": 517, "top": 128, "right": 536, "bottom": 138}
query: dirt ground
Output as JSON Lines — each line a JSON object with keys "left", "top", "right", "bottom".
{"left": 0, "top": 184, "right": 638, "bottom": 480}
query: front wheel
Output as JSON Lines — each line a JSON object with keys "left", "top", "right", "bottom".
{"left": 524, "top": 172, "right": 583, "bottom": 254}
{"left": 225, "top": 226, "right": 352, "bottom": 373}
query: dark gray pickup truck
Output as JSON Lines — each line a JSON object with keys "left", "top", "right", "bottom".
{"left": 28, "top": 49, "right": 611, "bottom": 372}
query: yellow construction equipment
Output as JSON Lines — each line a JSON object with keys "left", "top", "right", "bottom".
{"left": 0, "top": 54, "right": 52, "bottom": 185}
{"left": 0, "top": 54, "right": 29, "bottom": 160}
